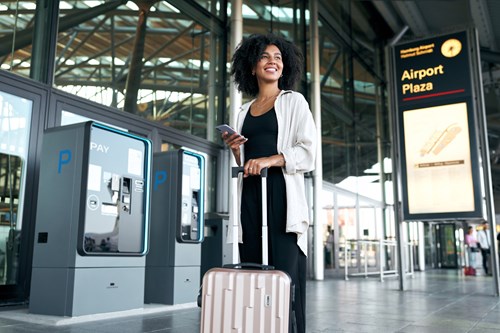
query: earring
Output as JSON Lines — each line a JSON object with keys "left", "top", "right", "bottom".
{"left": 252, "top": 71, "right": 255, "bottom": 76}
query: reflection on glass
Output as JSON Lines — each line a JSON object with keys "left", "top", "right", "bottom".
{"left": 438, "top": 224, "right": 458, "bottom": 268}
{"left": 0, "top": 154, "right": 22, "bottom": 285}
{"left": 82, "top": 125, "right": 148, "bottom": 255}
{"left": 0, "top": 91, "right": 32, "bottom": 285}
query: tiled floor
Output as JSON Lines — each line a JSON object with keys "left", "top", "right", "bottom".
{"left": 0, "top": 269, "right": 499, "bottom": 332}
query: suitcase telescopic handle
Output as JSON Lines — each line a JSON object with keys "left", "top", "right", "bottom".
{"left": 231, "top": 166, "right": 268, "bottom": 178}
{"left": 230, "top": 166, "right": 269, "bottom": 266}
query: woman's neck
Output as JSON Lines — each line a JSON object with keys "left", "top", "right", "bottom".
{"left": 256, "top": 85, "right": 281, "bottom": 102}
{"left": 250, "top": 85, "right": 281, "bottom": 116}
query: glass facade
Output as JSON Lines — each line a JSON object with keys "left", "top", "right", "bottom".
{"left": 0, "top": 2, "right": 36, "bottom": 76}
{"left": 2, "top": 1, "right": 226, "bottom": 141}
{"left": 1, "top": 1, "right": 388, "bottom": 181}
{"left": 0, "top": 0, "right": 405, "bottom": 301}
{"left": 314, "top": 2, "right": 392, "bottom": 272}
{"left": 0, "top": 91, "right": 32, "bottom": 285}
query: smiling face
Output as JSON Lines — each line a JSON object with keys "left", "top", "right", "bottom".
{"left": 253, "top": 44, "right": 283, "bottom": 84}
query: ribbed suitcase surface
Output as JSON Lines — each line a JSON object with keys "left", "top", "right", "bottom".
{"left": 200, "top": 267, "right": 291, "bottom": 333}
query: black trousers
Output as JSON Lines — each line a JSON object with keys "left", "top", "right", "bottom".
{"left": 480, "top": 248, "right": 490, "bottom": 274}
{"left": 239, "top": 168, "right": 306, "bottom": 333}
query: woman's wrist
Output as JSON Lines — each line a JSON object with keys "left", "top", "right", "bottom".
{"left": 232, "top": 150, "right": 241, "bottom": 166}
{"left": 273, "top": 154, "right": 285, "bottom": 167}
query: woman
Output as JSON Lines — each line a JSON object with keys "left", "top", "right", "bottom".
{"left": 222, "top": 33, "right": 317, "bottom": 333}
{"left": 464, "top": 226, "right": 478, "bottom": 274}
{"left": 476, "top": 222, "right": 491, "bottom": 275}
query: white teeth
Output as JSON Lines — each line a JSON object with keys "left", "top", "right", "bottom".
{"left": 265, "top": 68, "right": 277, "bottom": 72}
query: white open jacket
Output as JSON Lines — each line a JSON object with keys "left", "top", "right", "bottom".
{"left": 232, "top": 90, "right": 317, "bottom": 256}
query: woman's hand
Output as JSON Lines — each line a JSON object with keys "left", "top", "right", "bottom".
{"left": 222, "top": 132, "right": 247, "bottom": 165}
{"left": 244, "top": 154, "right": 285, "bottom": 177}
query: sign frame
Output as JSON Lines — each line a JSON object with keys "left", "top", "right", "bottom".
{"left": 391, "top": 29, "right": 483, "bottom": 221}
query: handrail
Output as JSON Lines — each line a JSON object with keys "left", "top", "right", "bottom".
{"left": 342, "top": 239, "right": 416, "bottom": 282}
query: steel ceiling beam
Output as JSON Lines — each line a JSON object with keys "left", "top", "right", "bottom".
{"left": 318, "top": 1, "right": 384, "bottom": 84}
{"left": 470, "top": 0, "right": 497, "bottom": 50}
{"left": 392, "top": 1, "right": 429, "bottom": 37}
{"left": 124, "top": 1, "right": 158, "bottom": 113}
{"left": 0, "top": 0, "right": 127, "bottom": 57}
{"left": 371, "top": 0, "right": 403, "bottom": 34}
{"left": 481, "top": 49, "right": 500, "bottom": 64}
{"left": 167, "top": 0, "right": 224, "bottom": 36}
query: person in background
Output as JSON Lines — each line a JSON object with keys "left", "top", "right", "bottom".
{"left": 324, "top": 226, "right": 334, "bottom": 268}
{"left": 222, "top": 33, "right": 317, "bottom": 333}
{"left": 464, "top": 226, "right": 478, "bottom": 272}
{"left": 497, "top": 230, "right": 500, "bottom": 254}
{"left": 476, "top": 221, "right": 491, "bottom": 275}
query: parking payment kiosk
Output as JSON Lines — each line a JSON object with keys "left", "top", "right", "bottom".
{"left": 30, "top": 121, "right": 152, "bottom": 316}
{"left": 145, "top": 149, "right": 204, "bottom": 305}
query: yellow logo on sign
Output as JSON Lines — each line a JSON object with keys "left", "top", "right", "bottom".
{"left": 441, "top": 39, "right": 462, "bottom": 58}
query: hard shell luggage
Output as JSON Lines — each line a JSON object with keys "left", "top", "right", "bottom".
{"left": 199, "top": 167, "right": 294, "bottom": 333}
{"left": 464, "top": 266, "right": 476, "bottom": 276}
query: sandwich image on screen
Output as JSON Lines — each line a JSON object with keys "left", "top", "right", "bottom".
{"left": 419, "top": 123, "right": 462, "bottom": 156}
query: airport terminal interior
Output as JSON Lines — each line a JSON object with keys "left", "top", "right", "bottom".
{"left": 1, "top": 0, "right": 500, "bottom": 332}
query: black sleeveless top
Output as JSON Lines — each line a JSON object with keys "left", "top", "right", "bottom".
{"left": 241, "top": 107, "right": 278, "bottom": 160}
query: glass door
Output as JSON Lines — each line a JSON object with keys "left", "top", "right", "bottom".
{"left": 436, "top": 224, "right": 458, "bottom": 268}
{"left": 0, "top": 91, "right": 32, "bottom": 286}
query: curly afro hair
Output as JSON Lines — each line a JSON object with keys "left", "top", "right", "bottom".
{"left": 230, "top": 33, "right": 303, "bottom": 97}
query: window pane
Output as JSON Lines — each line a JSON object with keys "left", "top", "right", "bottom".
{"left": 0, "top": 90, "right": 32, "bottom": 285}
{"left": 53, "top": 1, "right": 224, "bottom": 142}
{"left": 0, "top": 1, "right": 36, "bottom": 76}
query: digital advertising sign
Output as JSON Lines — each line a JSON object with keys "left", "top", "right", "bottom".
{"left": 392, "top": 30, "right": 483, "bottom": 220}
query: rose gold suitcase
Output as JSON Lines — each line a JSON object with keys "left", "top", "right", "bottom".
{"left": 200, "top": 167, "right": 293, "bottom": 333}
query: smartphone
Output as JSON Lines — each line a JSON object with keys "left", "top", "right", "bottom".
{"left": 216, "top": 124, "right": 247, "bottom": 141}
{"left": 216, "top": 124, "right": 237, "bottom": 135}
